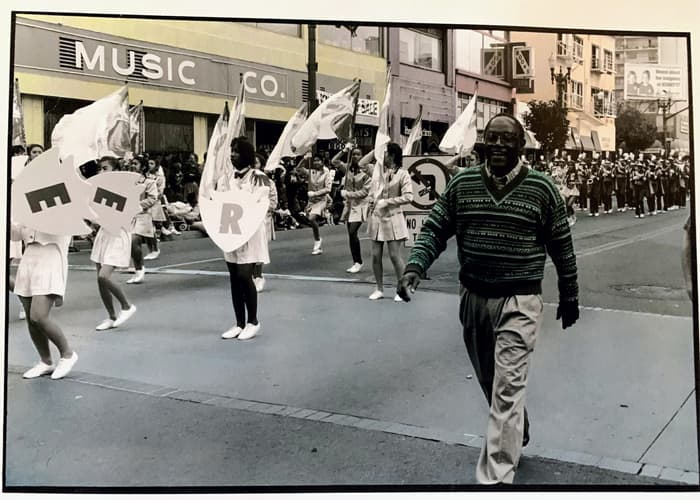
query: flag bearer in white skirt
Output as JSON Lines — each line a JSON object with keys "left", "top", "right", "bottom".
{"left": 219, "top": 137, "right": 271, "bottom": 341}
{"left": 91, "top": 156, "right": 137, "bottom": 331}
{"left": 306, "top": 152, "right": 333, "bottom": 255}
{"left": 333, "top": 143, "right": 373, "bottom": 273}
{"left": 252, "top": 152, "right": 278, "bottom": 292}
{"left": 10, "top": 222, "right": 78, "bottom": 380}
{"left": 126, "top": 155, "right": 159, "bottom": 284}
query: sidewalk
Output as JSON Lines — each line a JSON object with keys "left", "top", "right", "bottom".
{"left": 3, "top": 372, "right": 685, "bottom": 488}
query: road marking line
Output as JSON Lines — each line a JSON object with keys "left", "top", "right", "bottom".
{"left": 155, "top": 257, "right": 224, "bottom": 269}
{"left": 547, "top": 225, "right": 679, "bottom": 268}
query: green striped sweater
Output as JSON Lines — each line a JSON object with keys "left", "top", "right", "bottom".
{"left": 405, "top": 164, "right": 578, "bottom": 301}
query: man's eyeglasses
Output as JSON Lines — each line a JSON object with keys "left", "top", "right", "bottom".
{"left": 484, "top": 131, "right": 519, "bottom": 145}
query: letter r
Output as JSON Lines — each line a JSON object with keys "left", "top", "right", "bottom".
{"left": 219, "top": 203, "right": 243, "bottom": 234}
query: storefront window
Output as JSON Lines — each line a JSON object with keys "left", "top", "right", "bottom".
{"left": 458, "top": 93, "right": 507, "bottom": 131}
{"left": 240, "top": 23, "right": 301, "bottom": 37}
{"left": 318, "top": 25, "right": 382, "bottom": 56}
{"left": 399, "top": 28, "right": 443, "bottom": 71}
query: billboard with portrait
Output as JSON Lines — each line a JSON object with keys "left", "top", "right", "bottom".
{"left": 624, "top": 63, "right": 687, "bottom": 100}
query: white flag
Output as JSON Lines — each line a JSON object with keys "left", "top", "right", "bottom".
{"left": 291, "top": 81, "right": 360, "bottom": 155}
{"left": 229, "top": 87, "right": 246, "bottom": 140}
{"left": 199, "top": 103, "right": 231, "bottom": 200}
{"left": 373, "top": 71, "right": 393, "bottom": 164}
{"left": 439, "top": 93, "right": 477, "bottom": 156}
{"left": 50, "top": 86, "right": 130, "bottom": 167}
{"left": 369, "top": 70, "right": 393, "bottom": 201}
{"left": 403, "top": 105, "right": 423, "bottom": 156}
{"left": 12, "top": 78, "right": 26, "bottom": 147}
{"left": 265, "top": 103, "right": 307, "bottom": 172}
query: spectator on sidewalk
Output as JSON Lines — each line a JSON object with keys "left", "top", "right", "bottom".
{"left": 398, "top": 113, "right": 579, "bottom": 485}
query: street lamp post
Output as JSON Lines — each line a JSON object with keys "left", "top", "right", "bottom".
{"left": 548, "top": 52, "right": 574, "bottom": 111}
{"left": 657, "top": 90, "right": 672, "bottom": 156}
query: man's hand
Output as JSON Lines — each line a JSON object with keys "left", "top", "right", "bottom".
{"left": 556, "top": 300, "right": 579, "bottom": 329}
{"left": 340, "top": 190, "right": 348, "bottom": 199}
{"left": 397, "top": 271, "right": 422, "bottom": 302}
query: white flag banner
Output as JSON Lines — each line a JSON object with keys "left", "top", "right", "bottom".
{"left": 439, "top": 93, "right": 477, "bottom": 157}
{"left": 291, "top": 81, "right": 359, "bottom": 155}
{"left": 229, "top": 88, "right": 246, "bottom": 141}
{"left": 50, "top": 86, "right": 130, "bottom": 168}
{"left": 370, "top": 70, "right": 393, "bottom": 201}
{"left": 265, "top": 103, "right": 307, "bottom": 172}
{"left": 12, "top": 78, "right": 26, "bottom": 147}
{"left": 403, "top": 105, "right": 423, "bottom": 156}
{"left": 199, "top": 104, "right": 231, "bottom": 201}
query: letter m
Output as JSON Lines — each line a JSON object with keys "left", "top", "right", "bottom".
{"left": 25, "top": 183, "right": 72, "bottom": 213}
{"left": 75, "top": 41, "right": 105, "bottom": 71}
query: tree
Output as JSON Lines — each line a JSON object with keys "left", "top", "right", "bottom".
{"left": 615, "top": 105, "right": 657, "bottom": 153}
{"left": 522, "top": 100, "right": 569, "bottom": 159}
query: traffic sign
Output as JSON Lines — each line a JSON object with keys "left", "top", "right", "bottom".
{"left": 404, "top": 211, "right": 429, "bottom": 248}
{"left": 402, "top": 155, "right": 453, "bottom": 211}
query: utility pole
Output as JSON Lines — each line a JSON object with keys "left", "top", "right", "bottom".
{"left": 307, "top": 24, "right": 319, "bottom": 115}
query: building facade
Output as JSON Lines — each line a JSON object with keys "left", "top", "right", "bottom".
{"left": 453, "top": 30, "right": 515, "bottom": 143}
{"left": 387, "top": 27, "right": 456, "bottom": 153}
{"left": 614, "top": 35, "right": 690, "bottom": 154}
{"left": 14, "top": 16, "right": 387, "bottom": 160}
{"left": 510, "top": 31, "right": 617, "bottom": 156}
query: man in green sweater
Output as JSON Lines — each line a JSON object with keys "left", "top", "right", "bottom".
{"left": 398, "top": 114, "right": 579, "bottom": 485}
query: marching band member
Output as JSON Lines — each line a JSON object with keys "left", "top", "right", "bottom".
{"left": 587, "top": 160, "right": 602, "bottom": 217}
{"left": 90, "top": 156, "right": 137, "bottom": 331}
{"left": 126, "top": 155, "right": 159, "bottom": 284}
{"left": 334, "top": 144, "right": 373, "bottom": 273}
{"left": 219, "top": 137, "right": 271, "bottom": 341}
{"left": 631, "top": 161, "right": 647, "bottom": 218}
{"left": 601, "top": 160, "right": 615, "bottom": 214}
{"left": 614, "top": 159, "right": 628, "bottom": 212}
{"left": 11, "top": 221, "right": 78, "bottom": 380}
{"left": 366, "top": 142, "right": 414, "bottom": 301}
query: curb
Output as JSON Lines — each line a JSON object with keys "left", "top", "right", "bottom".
{"left": 7, "top": 365, "right": 695, "bottom": 485}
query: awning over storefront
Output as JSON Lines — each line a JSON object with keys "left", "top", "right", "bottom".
{"left": 565, "top": 128, "right": 581, "bottom": 151}
{"left": 580, "top": 135, "right": 595, "bottom": 152}
{"left": 591, "top": 130, "right": 602, "bottom": 152}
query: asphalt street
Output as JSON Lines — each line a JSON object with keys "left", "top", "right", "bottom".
{"left": 4, "top": 203, "right": 698, "bottom": 489}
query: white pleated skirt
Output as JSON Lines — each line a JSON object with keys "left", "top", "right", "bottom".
{"left": 91, "top": 228, "right": 132, "bottom": 268}
{"left": 14, "top": 243, "right": 68, "bottom": 298}
{"left": 224, "top": 224, "right": 270, "bottom": 265}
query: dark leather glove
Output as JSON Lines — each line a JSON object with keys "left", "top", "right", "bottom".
{"left": 397, "top": 271, "right": 422, "bottom": 302}
{"left": 556, "top": 299, "right": 579, "bottom": 329}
